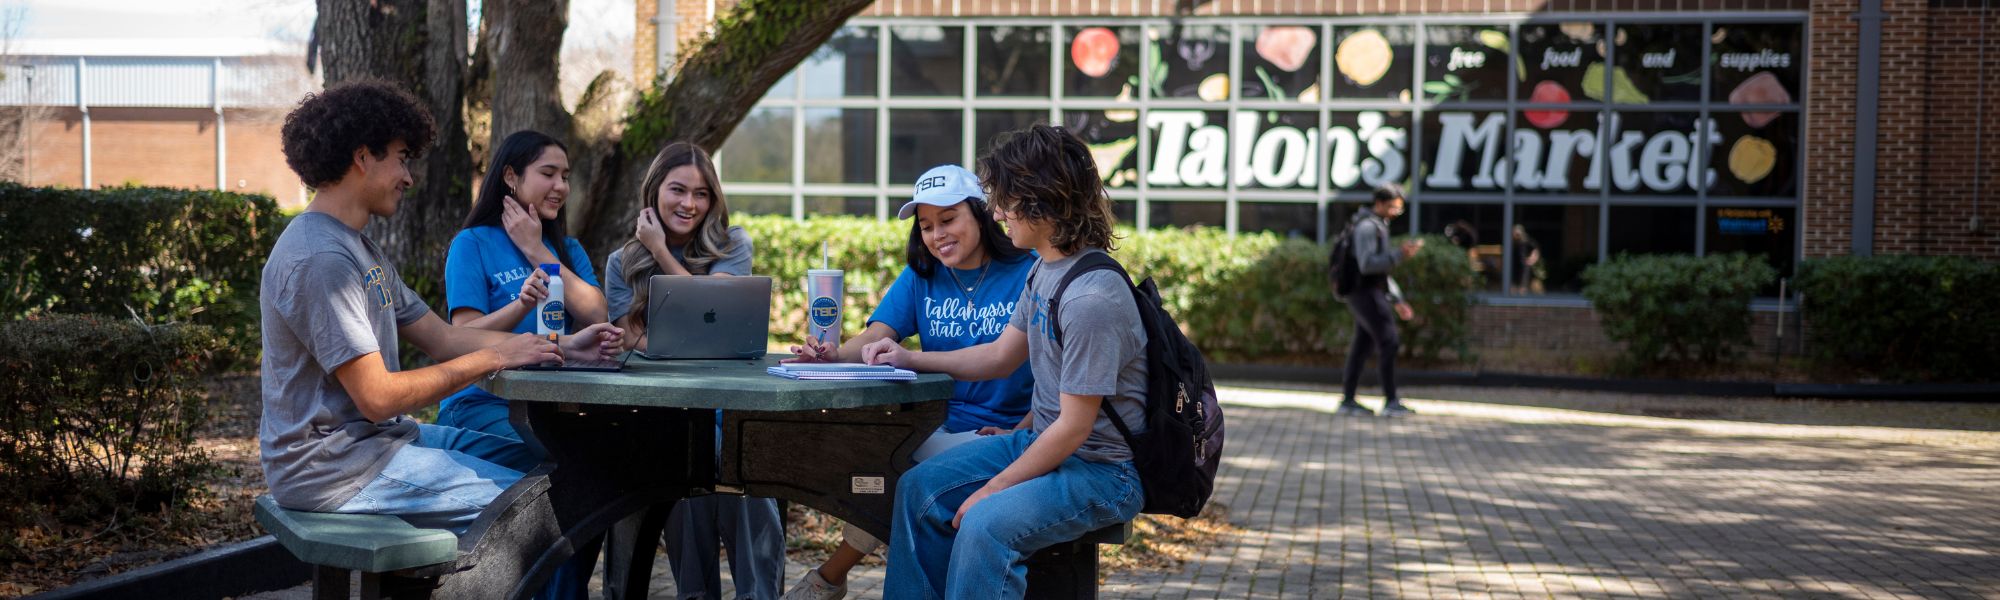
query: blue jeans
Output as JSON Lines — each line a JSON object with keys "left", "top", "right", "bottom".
{"left": 437, "top": 388, "right": 521, "bottom": 441}
{"left": 884, "top": 429, "right": 1143, "bottom": 600}
{"left": 333, "top": 424, "right": 591, "bottom": 600}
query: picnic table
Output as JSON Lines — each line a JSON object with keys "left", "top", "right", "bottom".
{"left": 436, "top": 353, "right": 952, "bottom": 599}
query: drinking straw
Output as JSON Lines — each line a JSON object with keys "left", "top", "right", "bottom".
{"left": 822, "top": 241, "right": 829, "bottom": 270}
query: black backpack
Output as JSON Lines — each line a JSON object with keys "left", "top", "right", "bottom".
{"left": 1327, "top": 221, "right": 1361, "bottom": 299}
{"left": 1043, "top": 252, "right": 1225, "bottom": 519}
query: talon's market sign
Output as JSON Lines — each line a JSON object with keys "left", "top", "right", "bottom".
{"left": 1135, "top": 109, "right": 1737, "bottom": 194}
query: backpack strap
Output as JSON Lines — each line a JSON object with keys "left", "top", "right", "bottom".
{"left": 1042, "top": 251, "right": 1128, "bottom": 348}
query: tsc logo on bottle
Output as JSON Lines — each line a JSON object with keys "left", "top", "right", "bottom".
{"left": 540, "top": 301, "right": 566, "bottom": 332}
{"left": 810, "top": 296, "right": 839, "bottom": 328}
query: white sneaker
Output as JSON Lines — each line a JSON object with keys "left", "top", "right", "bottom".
{"left": 781, "top": 568, "right": 847, "bottom": 600}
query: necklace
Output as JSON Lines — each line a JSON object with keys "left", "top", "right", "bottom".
{"left": 944, "top": 259, "right": 991, "bottom": 297}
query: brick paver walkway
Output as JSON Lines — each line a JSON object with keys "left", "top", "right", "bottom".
{"left": 252, "top": 387, "right": 2000, "bottom": 599}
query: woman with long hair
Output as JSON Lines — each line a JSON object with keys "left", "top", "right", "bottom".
{"left": 437, "top": 129, "right": 609, "bottom": 599}
{"left": 780, "top": 164, "right": 1037, "bottom": 600}
{"left": 438, "top": 129, "right": 607, "bottom": 438}
{"left": 602, "top": 141, "right": 781, "bottom": 599}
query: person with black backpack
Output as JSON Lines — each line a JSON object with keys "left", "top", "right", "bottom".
{"left": 860, "top": 124, "right": 1219, "bottom": 599}
{"left": 1329, "top": 184, "right": 1423, "bottom": 417}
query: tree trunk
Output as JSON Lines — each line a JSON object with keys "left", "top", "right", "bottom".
{"left": 313, "top": 0, "right": 471, "bottom": 306}
{"left": 576, "top": 0, "right": 877, "bottom": 263}
{"left": 480, "top": 0, "right": 574, "bottom": 150}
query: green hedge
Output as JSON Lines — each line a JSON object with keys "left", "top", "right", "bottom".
{"left": 1796, "top": 255, "right": 2000, "bottom": 381}
{"left": 0, "top": 315, "right": 220, "bottom": 536}
{"left": 0, "top": 183, "right": 282, "bottom": 369}
{"left": 1581, "top": 253, "right": 1775, "bottom": 365}
{"left": 739, "top": 215, "right": 1477, "bottom": 363}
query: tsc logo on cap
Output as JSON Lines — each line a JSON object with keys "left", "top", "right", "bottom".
{"left": 916, "top": 175, "right": 948, "bottom": 194}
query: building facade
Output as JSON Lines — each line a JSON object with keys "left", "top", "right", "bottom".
{"left": 638, "top": 0, "right": 1996, "bottom": 359}
{"left": 0, "top": 41, "right": 315, "bottom": 207}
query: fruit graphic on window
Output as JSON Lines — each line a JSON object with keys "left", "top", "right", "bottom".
{"left": 1335, "top": 29, "right": 1393, "bottom": 87}
{"left": 1072, "top": 27, "right": 1120, "bottom": 78}
{"left": 1256, "top": 26, "right": 1317, "bottom": 73}
{"left": 1198, "top": 73, "right": 1230, "bottom": 102}
{"left": 1524, "top": 81, "right": 1572, "bottom": 129}
{"left": 1728, "top": 135, "right": 1777, "bottom": 184}
{"left": 1728, "top": 71, "right": 1791, "bottom": 129}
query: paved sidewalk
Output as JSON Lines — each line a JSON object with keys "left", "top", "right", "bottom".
{"left": 252, "top": 387, "right": 2000, "bottom": 598}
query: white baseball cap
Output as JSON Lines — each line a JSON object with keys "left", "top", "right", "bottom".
{"left": 896, "top": 164, "right": 987, "bottom": 220}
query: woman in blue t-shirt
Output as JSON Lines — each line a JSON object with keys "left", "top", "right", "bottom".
{"left": 439, "top": 130, "right": 607, "bottom": 600}
{"left": 438, "top": 130, "right": 607, "bottom": 440}
{"left": 779, "top": 164, "right": 1036, "bottom": 600}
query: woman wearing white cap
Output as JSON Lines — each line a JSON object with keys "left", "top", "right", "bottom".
{"left": 780, "top": 164, "right": 1038, "bottom": 600}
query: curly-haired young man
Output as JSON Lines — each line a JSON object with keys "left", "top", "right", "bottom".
{"left": 862, "top": 124, "right": 1148, "bottom": 599}
{"left": 258, "top": 80, "right": 623, "bottom": 543}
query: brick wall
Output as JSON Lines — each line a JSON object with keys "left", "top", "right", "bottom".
{"left": 1804, "top": 0, "right": 1859, "bottom": 259}
{"left": 19, "top": 106, "right": 303, "bottom": 207}
{"left": 1911, "top": 6, "right": 2000, "bottom": 258}
{"left": 1468, "top": 303, "right": 1805, "bottom": 360}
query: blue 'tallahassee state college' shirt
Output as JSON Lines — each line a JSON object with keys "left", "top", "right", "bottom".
{"left": 868, "top": 251, "right": 1037, "bottom": 433}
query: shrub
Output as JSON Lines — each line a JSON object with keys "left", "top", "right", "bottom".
{"left": 0, "top": 315, "right": 221, "bottom": 533}
{"left": 0, "top": 184, "right": 282, "bottom": 369}
{"left": 1796, "top": 255, "right": 2000, "bottom": 381}
{"left": 738, "top": 215, "right": 1478, "bottom": 364}
{"left": 1581, "top": 253, "right": 1775, "bottom": 365}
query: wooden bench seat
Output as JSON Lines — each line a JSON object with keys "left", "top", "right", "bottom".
{"left": 252, "top": 495, "right": 459, "bottom": 600}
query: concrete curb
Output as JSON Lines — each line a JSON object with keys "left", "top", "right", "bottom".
{"left": 1212, "top": 363, "right": 2000, "bottom": 400}
{"left": 26, "top": 536, "right": 308, "bottom": 600}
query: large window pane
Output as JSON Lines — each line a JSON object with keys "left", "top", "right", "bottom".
{"left": 1241, "top": 25, "right": 1321, "bottom": 103}
{"left": 1143, "top": 110, "right": 1227, "bottom": 188}
{"left": 805, "top": 196, "right": 875, "bottom": 219}
{"left": 720, "top": 107, "right": 792, "bottom": 183}
{"left": 1512, "top": 204, "right": 1600, "bottom": 294}
{"left": 1240, "top": 201, "right": 1318, "bottom": 240}
{"left": 1423, "top": 25, "right": 1509, "bottom": 102}
{"left": 1516, "top": 23, "right": 1603, "bottom": 105}
{"left": 801, "top": 26, "right": 878, "bottom": 99}
{"left": 1615, "top": 24, "right": 1703, "bottom": 103}
{"left": 1607, "top": 112, "right": 1703, "bottom": 196}
{"left": 1710, "top": 111, "right": 1798, "bottom": 198}
{"left": 1149, "top": 201, "right": 1226, "bottom": 231}
{"left": 1608, "top": 205, "right": 1695, "bottom": 257}
{"left": 1416, "top": 203, "right": 1505, "bottom": 291}
{"left": 1154, "top": 24, "right": 1231, "bottom": 100}
{"left": 1066, "top": 26, "right": 1141, "bottom": 99}
{"left": 1511, "top": 109, "right": 1601, "bottom": 196}
{"left": 803, "top": 108, "right": 876, "bottom": 185}
{"left": 1421, "top": 110, "right": 1507, "bottom": 194}
{"left": 1331, "top": 26, "right": 1414, "bottom": 101}
{"left": 890, "top": 26, "right": 964, "bottom": 97}
{"left": 976, "top": 110, "right": 1047, "bottom": 157}
{"left": 1062, "top": 109, "right": 1141, "bottom": 189}
{"left": 731, "top": 195, "right": 790, "bottom": 217}
{"left": 977, "top": 26, "right": 1051, "bottom": 97}
{"left": 888, "top": 109, "right": 963, "bottom": 184}
{"left": 1326, "top": 111, "right": 1412, "bottom": 192}
{"left": 1710, "top": 23, "right": 1801, "bottom": 106}
{"left": 1706, "top": 206, "right": 1796, "bottom": 288}
{"left": 1241, "top": 111, "right": 1319, "bottom": 190}
{"left": 1112, "top": 199, "right": 1136, "bottom": 226}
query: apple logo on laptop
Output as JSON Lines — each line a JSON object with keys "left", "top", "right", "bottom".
{"left": 703, "top": 309, "right": 717, "bottom": 324}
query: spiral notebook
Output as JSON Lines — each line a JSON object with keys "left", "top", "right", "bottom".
{"left": 765, "top": 362, "right": 917, "bottom": 381}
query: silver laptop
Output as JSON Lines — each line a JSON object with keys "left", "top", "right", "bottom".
{"left": 641, "top": 275, "right": 772, "bottom": 360}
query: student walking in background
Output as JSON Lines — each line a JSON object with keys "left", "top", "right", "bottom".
{"left": 1336, "top": 184, "right": 1422, "bottom": 418}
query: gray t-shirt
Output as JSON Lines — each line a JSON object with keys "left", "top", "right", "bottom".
{"left": 605, "top": 226, "right": 754, "bottom": 321}
{"left": 259, "top": 212, "right": 429, "bottom": 511}
{"left": 1008, "top": 249, "right": 1148, "bottom": 463}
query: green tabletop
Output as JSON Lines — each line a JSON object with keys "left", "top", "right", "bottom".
{"left": 486, "top": 354, "right": 954, "bottom": 411}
